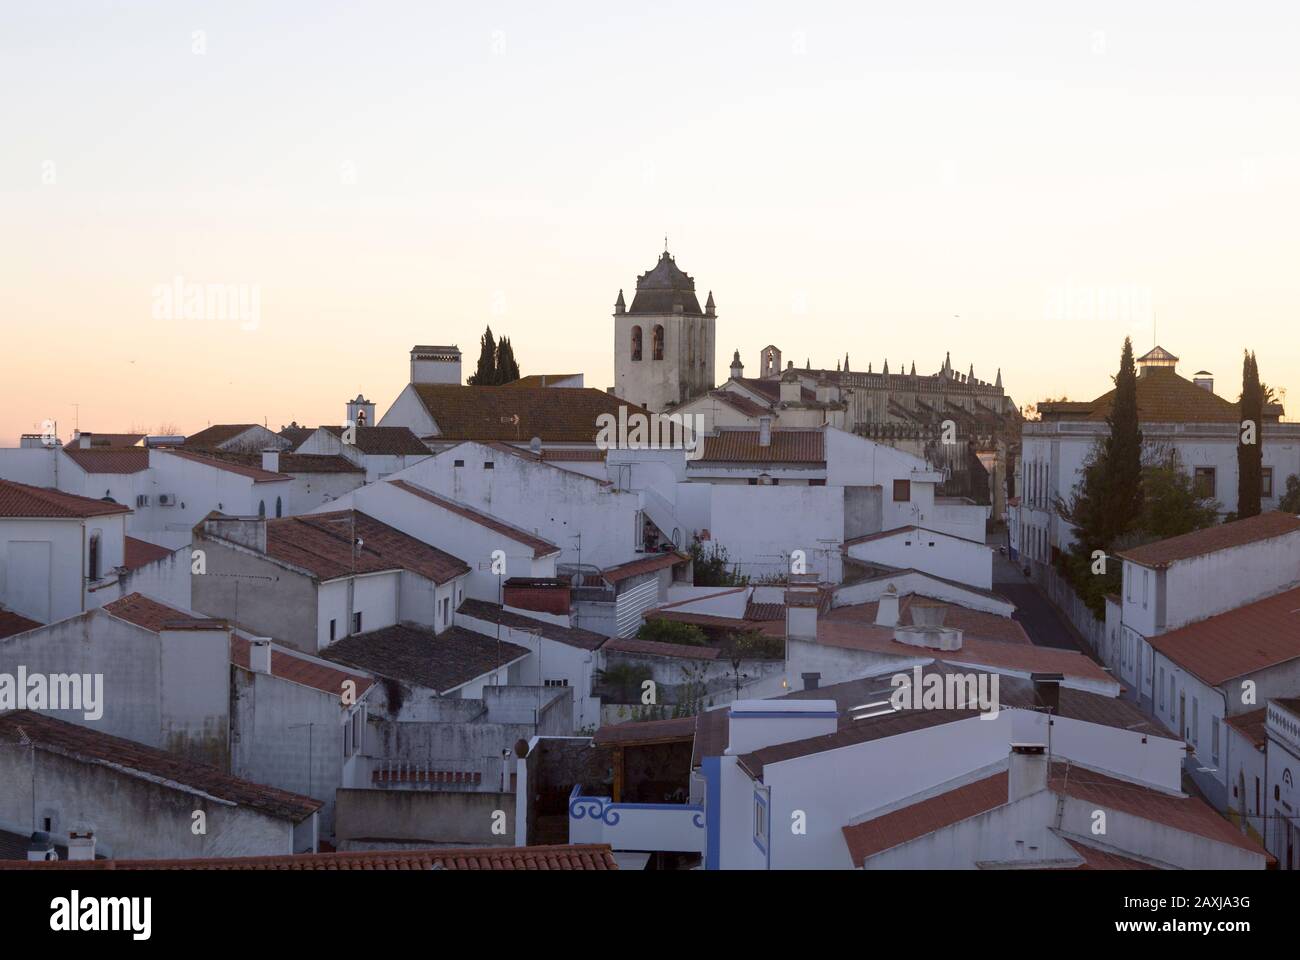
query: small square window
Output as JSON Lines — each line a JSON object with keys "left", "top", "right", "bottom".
{"left": 454, "top": 459, "right": 465, "bottom": 468}
{"left": 1261, "top": 467, "right": 1274, "bottom": 498}
{"left": 1193, "top": 466, "right": 1216, "bottom": 499}
{"left": 484, "top": 461, "right": 494, "bottom": 470}
{"left": 353, "top": 611, "right": 362, "bottom": 633}
{"left": 893, "top": 479, "right": 911, "bottom": 502}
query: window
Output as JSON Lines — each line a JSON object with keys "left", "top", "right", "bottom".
{"left": 1125, "top": 565, "right": 1131, "bottom": 601}
{"left": 329, "top": 619, "right": 337, "bottom": 642}
{"left": 809, "top": 478, "right": 826, "bottom": 486}
{"left": 353, "top": 611, "right": 362, "bottom": 634}
{"left": 1193, "top": 466, "right": 1216, "bottom": 499}
{"left": 1169, "top": 675, "right": 1175, "bottom": 718}
{"left": 454, "top": 459, "right": 464, "bottom": 467}
{"left": 1191, "top": 697, "right": 1199, "bottom": 743}
{"left": 544, "top": 678, "right": 569, "bottom": 687}
{"left": 893, "top": 479, "right": 910, "bottom": 502}
{"left": 1142, "top": 569, "right": 1149, "bottom": 610}
{"left": 1211, "top": 716, "right": 1220, "bottom": 764}
{"left": 484, "top": 461, "right": 494, "bottom": 470}
{"left": 1158, "top": 666, "right": 1165, "bottom": 708}
{"left": 652, "top": 324, "right": 664, "bottom": 361}
{"left": 275, "top": 496, "right": 283, "bottom": 518}
{"left": 630, "top": 325, "right": 643, "bottom": 361}
{"left": 1255, "top": 777, "right": 1261, "bottom": 815}
{"left": 1262, "top": 467, "right": 1274, "bottom": 498}
{"left": 441, "top": 596, "right": 450, "bottom": 624}
{"left": 258, "top": 500, "right": 266, "bottom": 518}
{"left": 87, "top": 531, "right": 101, "bottom": 581}
{"left": 343, "top": 717, "right": 351, "bottom": 757}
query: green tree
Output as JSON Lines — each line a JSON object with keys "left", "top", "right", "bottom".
{"left": 1101, "top": 337, "right": 1144, "bottom": 545}
{"left": 467, "top": 325, "right": 497, "bottom": 385}
{"left": 1279, "top": 474, "right": 1300, "bottom": 513}
{"left": 496, "top": 336, "right": 521, "bottom": 384}
{"left": 688, "top": 541, "right": 749, "bottom": 587}
{"left": 636, "top": 619, "right": 708, "bottom": 647}
{"left": 1237, "top": 350, "right": 1263, "bottom": 519}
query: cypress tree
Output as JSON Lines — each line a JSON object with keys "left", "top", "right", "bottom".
{"left": 1101, "top": 337, "right": 1144, "bottom": 545}
{"left": 1237, "top": 350, "right": 1263, "bottom": 519}
{"left": 496, "top": 337, "right": 521, "bottom": 384}
{"left": 467, "top": 326, "right": 497, "bottom": 385}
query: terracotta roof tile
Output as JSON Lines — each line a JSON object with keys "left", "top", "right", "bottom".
{"left": 317, "top": 425, "right": 430, "bottom": 456}
{"left": 104, "top": 593, "right": 223, "bottom": 633}
{"left": 707, "top": 391, "right": 772, "bottom": 418}
{"left": 1062, "top": 838, "right": 1158, "bottom": 870}
{"left": 504, "top": 374, "right": 582, "bottom": 388}
{"left": 457, "top": 598, "right": 607, "bottom": 651}
{"left": 1117, "top": 511, "right": 1300, "bottom": 568}
{"left": 601, "top": 552, "right": 688, "bottom": 584}
{"left": 229, "top": 633, "right": 374, "bottom": 698}
{"left": 594, "top": 716, "right": 698, "bottom": 746}
{"left": 826, "top": 599, "right": 1030, "bottom": 645}
{"left": 0, "top": 480, "right": 131, "bottom": 519}
{"left": 603, "top": 636, "right": 722, "bottom": 660}
{"left": 321, "top": 622, "right": 530, "bottom": 694}
{"left": 1147, "top": 584, "right": 1300, "bottom": 685}
{"left": 387, "top": 479, "right": 559, "bottom": 558}
{"left": 412, "top": 384, "right": 646, "bottom": 443}
{"left": 184, "top": 424, "right": 264, "bottom": 449}
{"left": 159, "top": 448, "right": 290, "bottom": 483}
{"left": 262, "top": 511, "right": 470, "bottom": 584}
{"left": 1040, "top": 367, "right": 1281, "bottom": 424}
{"left": 61, "top": 447, "right": 150, "bottom": 474}
{"left": 697, "top": 428, "right": 824, "bottom": 464}
{"left": 0, "top": 844, "right": 618, "bottom": 871}
{"left": 844, "top": 524, "right": 987, "bottom": 547}
{"left": 843, "top": 772, "right": 1008, "bottom": 864}
{"left": 0, "top": 711, "right": 320, "bottom": 822}
{"left": 123, "top": 536, "right": 174, "bottom": 571}
{"left": 69, "top": 432, "right": 145, "bottom": 447}
{"left": 0, "top": 608, "right": 41, "bottom": 639}
{"left": 207, "top": 452, "right": 365, "bottom": 474}
{"left": 1224, "top": 708, "right": 1269, "bottom": 748}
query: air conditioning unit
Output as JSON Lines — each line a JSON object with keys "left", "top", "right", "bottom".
{"left": 135, "top": 494, "right": 150, "bottom": 508}
{"left": 158, "top": 494, "right": 177, "bottom": 507}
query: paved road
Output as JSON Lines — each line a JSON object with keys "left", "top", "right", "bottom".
{"left": 987, "top": 528, "right": 1089, "bottom": 653}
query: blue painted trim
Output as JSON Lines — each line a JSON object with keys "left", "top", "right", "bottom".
{"left": 568, "top": 785, "right": 705, "bottom": 829}
{"left": 703, "top": 756, "right": 721, "bottom": 870}
{"left": 729, "top": 710, "right": 838, "bottom": 720}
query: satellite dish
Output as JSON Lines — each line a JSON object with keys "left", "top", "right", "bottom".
{"left": 529, "top": 437, "right": 542, "bottom": 454}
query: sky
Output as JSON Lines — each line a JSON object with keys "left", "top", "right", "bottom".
{"left": 3, "top": 1, "right": 1299, "bottom": 441}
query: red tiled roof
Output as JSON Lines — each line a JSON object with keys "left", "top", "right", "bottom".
{"left": 184, "top": 424, "right": 264, "bottom": 449}
{"left": 263, "top": 511, "right": 470, "bottom": 584}
{"left": 603, "top": 636, "right": 721, "bottom": 660}
{"left": 0, "top": 711, "right": 320, "bottom": 823}
{"left": 827, "top": 600, "right": 1031, "bottom": 645}
{"left": 207, "top": 452, "right": 365, "bottom": 474}
{"left": 70, "top": 432, "right": 145, "bottom": 447}
{"left": 159, "top": 448, "right": 290, "bottom": 483}
{"left": 123, "top": 536, "right": 174, "bottom": 571}
{"left": 413, "top": 384, "right": 647, "bottom": 443}
{"left": 0, "top": 608, "right": 41, "bottom": 639}
{"left": 697, "top": 428, "right": 824, "bottom": 464}
{"left": 647, "top": 609, "right": 786, "bottom": 637}
{"left": 744, "top": 600, "right": 785, "bottom": 621}
{"left": 844, "top": 524, "right": 986, "bottom": 547}
{"left": 1038, "top": 367, "right": 1272, "bottom": 424}
{"left": 321, "top": 622, "right": 530, "bottom": 694}
{"left": 842, "top": 772, "right": 1008, "bottom": 864}
{"left": 1062, "top": 838, "right": 1157, "bottom": 870}
{"left": 1117, "top": 512, "right": 1300, "bottom": 568}
{"left": 61, "top": 447, "right": 150, "bottom": 474}
{"left": 456, "top": 598, "right": 607, "bottom": 651}
{"left": 1050, "top": 762, "right": 1264, "bottom": 856}
{"left": 387, "top": 479, "right": 559, "bottom": 558}
{"left": 316, "top": 425, "right": 430, "bottom": 456}
{"left": 594, "top": 716, "right": 698, "bottom": 746}
{"left": 504, "top": 374, "right": 582, "bottom": 388}
{"left": 601, "top": 552, "right": 688, "bottom": 584}
{"left": 0, "top": 844, "right": 618, "bottom": 871}
{"left": 1147, "top": 584, "right": 1300, "bottom": 685}
{"left": 1224, "top": 708, "right": 1269, "bottom": 749}
{"left": 707, "top": 390, "right": 772, "bottom": 418}
{"left": 0, "top": 480, "right": 131, "bottom": 519}
{"left": 104, "top": 594, "right": 223, "bottom": 633}
{"left": 229, "top": 633, "right": 374, "bottom": 698}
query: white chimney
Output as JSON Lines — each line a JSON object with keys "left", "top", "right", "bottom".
{"left": 1193, "top": 371, "right": 1214, "bottom": 393}
{"left": 26, "top": 832, "right": 57, "bottom": 861}
{"left": 784, "top": 589, "right": 819, "bottom": 641}
{"left": 875, "top": 585, "right": 900, "bottom": 626}
{"left": 779, "top": 371, "right": 802, "bottom": 404}
{"left": 261, "top": 449, "right": 280, "bottom": 473}
{"left": 249, "top": 638, "right": 273, "bottom": 674}
{"left": 758, "top": 416, "right": 772, "bottom": 447}
{"left": 79, "top": 433, "right": 91, "bottom": 449}
{"left": 67, "top": 826, "right": 96, "bottom": 861}
{"left": 1008, "top": 743, "right": 1049, "bottom": 802}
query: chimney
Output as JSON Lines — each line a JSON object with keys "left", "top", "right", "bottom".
{"left": 67, "top": 826, "right": 96, "bottom": 861}
{"left": 801, "top": 672, "right": 820, "bottom": 691}
{"left": 1008, "top": 743, "right": 1049, "bottom": 802}
{"left": 79, "top": 433, "right": 91, "bottom": 449}
{"left": 261, "top": 449, "right": 280, "bottom": 473}
{"left": 26, "top": 831, "right": 57, "bottom": 862}
{"left": 875, "top": 584, "right": 900, "bottom": 626}
{"left": 784, "top": 589, "right": 819, "bottom": 641}
{"left": 758, "top": 416, "right": 772, "bottom": 448}
{"left": 779, "top": 371, "right": 801, "bottom": 404}
{"left": 1193, "top": 371, "right": 1214, "bottom": 393}
{"left": 249, "top": 638, "right": 273, "bottom": 674}
{"left": 1031, "top": 672, "right": 1063, "bottom": 714}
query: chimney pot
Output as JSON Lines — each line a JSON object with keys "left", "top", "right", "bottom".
{"left": 1008, "top": 743, "right": 1049, "bottom": 802}
{"left": 66, "top": 827, "right": 96, "bottom": 861}
{"left": 758, "top": 416, "right": 772, "bottom": 447}
{"left": 801, "top": 672, "right": 820, "bottom": 691}
{"left": 1031, "top": 672, "right": 1063, "bottom": 714}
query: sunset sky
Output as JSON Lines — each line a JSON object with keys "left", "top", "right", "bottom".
{"left": 3, "top": 2, "right": 1299, "bottom": 442}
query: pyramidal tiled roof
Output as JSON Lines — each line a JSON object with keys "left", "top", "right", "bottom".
{"left": 628, "top": 250, "right": 703, "bottom": 315}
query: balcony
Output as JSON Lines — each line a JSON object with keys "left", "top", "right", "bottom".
{"left": 567, "top": 785, "right": 705, "bottom": 854}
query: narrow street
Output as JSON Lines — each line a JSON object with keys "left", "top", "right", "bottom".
{"left": 988, "top": 527, "right": 1089, "bottom": 653}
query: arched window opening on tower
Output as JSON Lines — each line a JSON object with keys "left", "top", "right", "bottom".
{"left": 630, "top": 325, "right": 642, "bottom": 361}
{"left": 653, "top": 325, "right": 664, "bottom": 361}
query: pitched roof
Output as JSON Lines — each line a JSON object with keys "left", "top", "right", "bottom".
{"left": 69, "top": 432, "right": 145, "bottom": 448}
{"left": 387, "top": 479, "right": 559, "bottom": 558}
{"left": 707, "top": 390, "right": 772, "bottom": 418}
{"left": 594, "top": 716, "right": 698, "bottom": 746}
{"left": 61, "top": 446, "right": 150, "bottom": 474}
{"left": 410, "top": 384, "right": 645, "bottom": 443}
{"left": 456, "top": 598, "right": 607, "bottom": 651}
{"left": 627, "top": 250, "right": 703, "bottom": 315}
{"left": 826, "top": 600, "right": 1030, "bottom": 645}
{"left": 504, "top": 374, "right": 582, "bottom": 388}
{"left": 317, "top": 425, "right": 430, "bottom": 456}
{"left": 0, "top": 844, "right": 618, "bottom": 871}
{"left": 0, "top": 479, "right": 131, "bottom": 519}
{"left": 123, "top": 536, "right": 174, "bottom": 571}
{"left": 229, "top": 633, "right": 374, "bottom": 698}
{"left": 1049, "top": 762, "right": 1263, "bottom": 855}
{"left": 1061, "top": 838, "right": 1158, "bottom": 870}
{"left": 1040, "top": 366, "right": 1276, "bottom": 424}
{"left": 844, "top": 524, "right": 986, "bottom": 548}
{"left": 0, "top": 711, "right": 320, "bottom": 823}
{"left": 1147, "top": 584, "right": 1300, "bottom": 685}
{"left": 843, "top": 771, "right": 1009, "bottom": 864}
{"left": 0, "top": 608, "right": 41, "bottom": 640}
{"left": 1117, "top": 512, "right": 1300, "bottom": 568}
{"left": 264, "top": 511, "right": 470, "bottom": 584}
{"left": 104, "top": 593, "right": 224, "bottom": 633}
{"left": 602, "top": 636, "right": 721, "bottom": 660}
{"left": 1224, "top": 708, "right": 1269, "bottom": 749}
{"left": 159, "top": 448, "right": 290, "bottom": 483}
{"left": 600, "top": 551, "right": 689, "bottom": 584}
{"left": 320, "top": 623, "right": 530, "bottom": 694}
{"left": 206, "top": 451, "right": 365, "bottom": 474}
{"left": 696, "top": 428, "right": 825, "bottom": 464}
{"left": 184, "top": 424, "right": 264, "bottom": 449}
